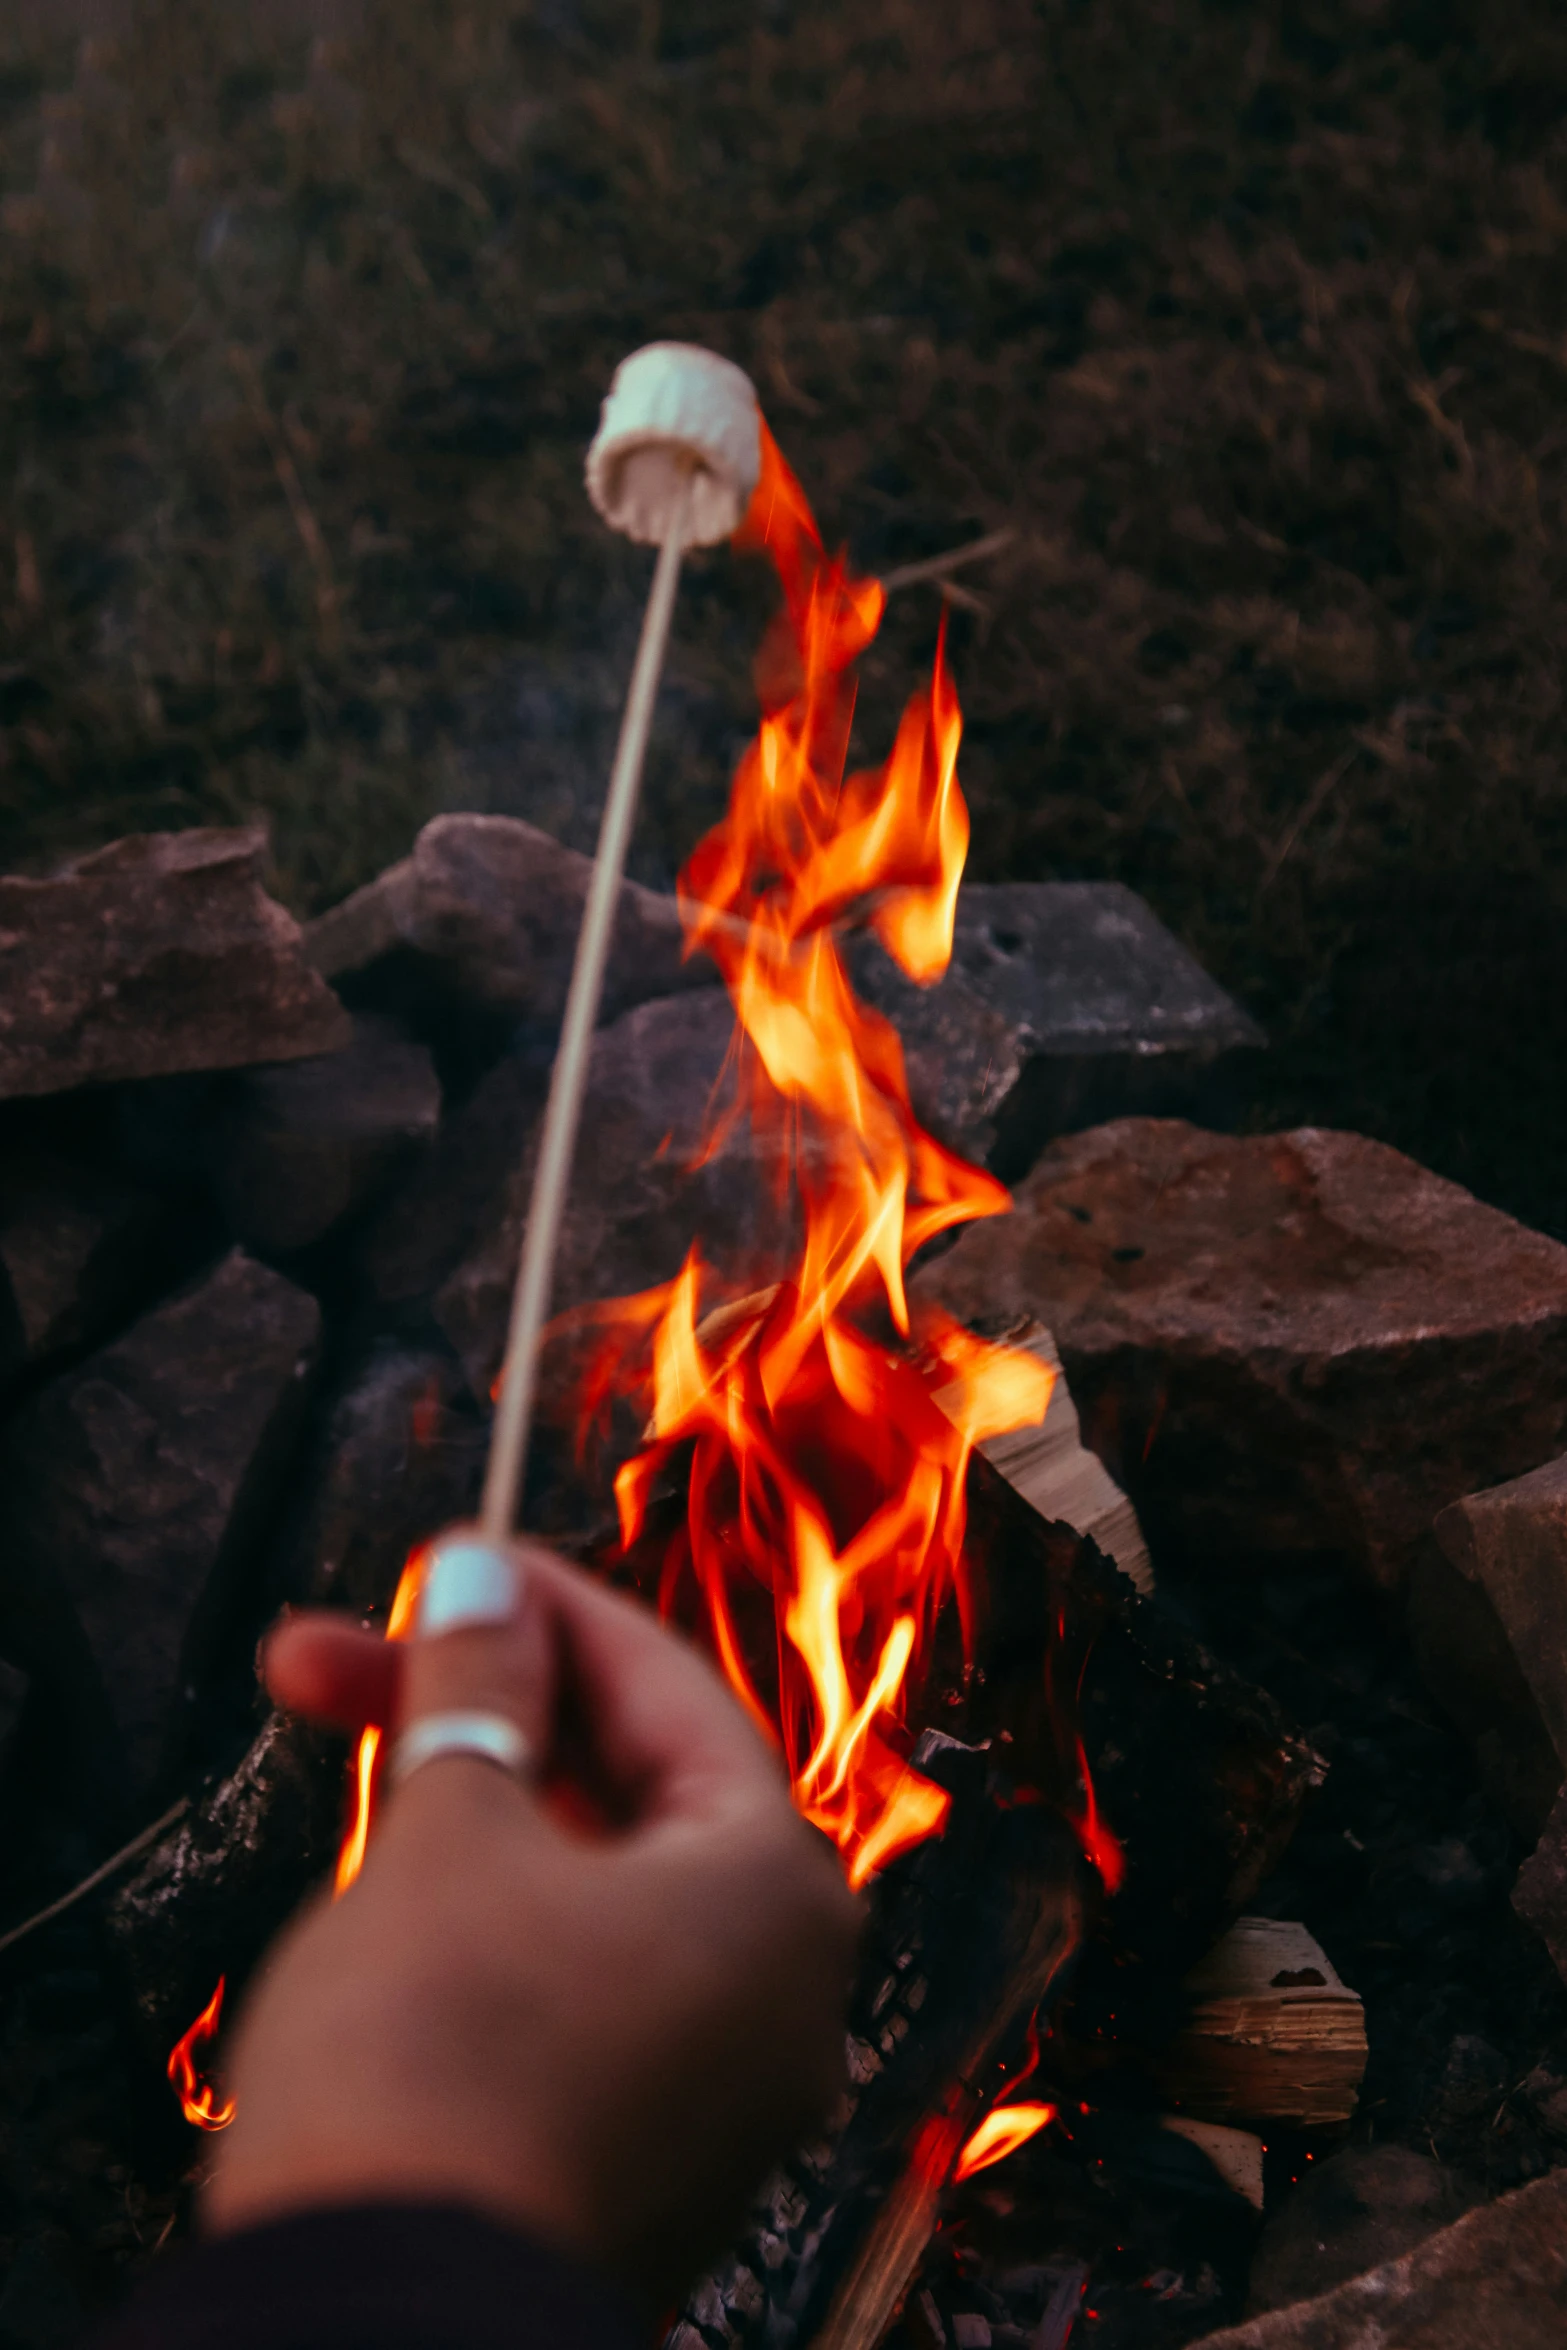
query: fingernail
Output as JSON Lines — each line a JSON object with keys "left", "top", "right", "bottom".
{"left": 418, "top": 1540, "right": 520, "bottom": 1637}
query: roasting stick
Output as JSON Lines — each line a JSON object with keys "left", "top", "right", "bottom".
{"left": 479, "top": 343, "right": 762, "bottom": 1544}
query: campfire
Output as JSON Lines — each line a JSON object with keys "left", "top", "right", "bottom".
{"left": 6, "top": 348, "right": 1567, "bottom": 2350}
{"left": 153, "top": 388, "right": 1330, "bottom": 2345}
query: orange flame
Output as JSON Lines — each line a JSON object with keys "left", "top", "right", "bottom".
{"left": 581, "top": 424, "right": 1054, "bottom": 1887}
{"left": 168, "top": 1975, "right": 236, "bottom": 2131}
{"left": 335, "top": 1547, "right": 428, "bottom": 1897}
{"left": 953, "top": 2099, "right": 1057, "bottom": 2181}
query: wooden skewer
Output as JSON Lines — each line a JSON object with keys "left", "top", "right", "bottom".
{"left": 479, "top": 461, "right": 696, "bottom": 1544}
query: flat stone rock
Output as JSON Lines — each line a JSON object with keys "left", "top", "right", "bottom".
{"left": 1434, "top": 1457, "right": 1567, "bottom": 1769}
{"left": 281, "top": 1344, "right": 485, "bottom": 1618}
{"left": 213, "top": 1014, "right": 442, "bottom": 1255}
{"left": 1195, "top": 2167, "right": 1567, "bottom": 2348}
{"left": 1514, "top": 1779, "right": 1567, "bottom": 1985}
{"left": 913, "top": 1120, "right": 1567, "bottom": 1594}
{"left": 304, "top": 811, "right": 713, "bottom": 1028}
{"left": 849, "top": 881, "right": 1264, "bottom": 1180}
{"left": 0, "top": 828, "right": 348, "bottom": 1100}
{"left": 436, "top": 987, "right": 793, "bottom": 1405}
{"left": 358, "top": 1044, "right": 546, "bottom": 1308}
{"left": 0, "top": 1249, "right": 321, "bottom": 1805}
{"left": 0, "top": 1145, "right": 174, "bottom": 1382}
{"left": 1244, "top": 2147, "right": 1482, "bottom": 2318}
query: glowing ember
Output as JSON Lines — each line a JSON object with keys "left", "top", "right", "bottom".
{"left": 167, "top": 1974, "right": 236, "bottom": 2131}
{"left": 579, "top": 422, "right": 1053, "bottom": 1887}
{"left": 953, "top": 2098, "right": 1058, "bottom": 2182}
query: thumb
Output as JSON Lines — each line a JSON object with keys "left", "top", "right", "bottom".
{"left": 391, "top": 1532, "right": 557, "bottom": 1792}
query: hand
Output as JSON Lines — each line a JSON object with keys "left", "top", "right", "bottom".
{"left": 204, "top": 1535, "right": 860, "bottom": 2315}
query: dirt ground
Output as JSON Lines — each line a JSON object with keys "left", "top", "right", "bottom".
{"left": 3, "top": 0, "right": 1567, "bottom": 1232}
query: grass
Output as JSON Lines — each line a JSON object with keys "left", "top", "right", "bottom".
{"left": 3, "top": 0, "right": 1567, "bottom": 1230}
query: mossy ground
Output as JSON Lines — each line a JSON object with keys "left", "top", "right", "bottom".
{"left": 3, "top": 0, "right": 1567, "bottom": 1228}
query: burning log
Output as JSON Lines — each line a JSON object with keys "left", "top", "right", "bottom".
{"left": 666, "top": 1740, "right": 1088, "bottom": 2350}
{"left": 105, "top": 1708, "right": 342, "bottom": 2062}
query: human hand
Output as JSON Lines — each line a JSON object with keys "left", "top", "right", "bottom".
{"left": 203, "top": 1535, "right": 860, "bottom": 2314}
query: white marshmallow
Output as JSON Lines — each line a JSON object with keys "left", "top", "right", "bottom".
{"left": 586, "top": 342, "right": 761, "bottom": 548}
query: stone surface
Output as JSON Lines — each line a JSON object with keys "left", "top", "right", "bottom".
{"left": 848, "top": 881, "right": 1264, "bottom": 1180}
{"left": 282, "top": 1343, "right": 485, "bottom": 1617}
{"left": 913, "top": 1120, "right": 1567, "bottom": 1595}
{"left": 0, "top": 1146, "right": 173, "bottom": 1381}
{"left": 1432, "top": 1457, "right": 1567, "bottom": 1772}
{"left": 304, "top": 811, "right": 713, "bottom": 1028}
{"left": 0, "top": 828, "right": 348, "bottom": 1100}
{"left": 213, "top": 1014, "right": 441, "bottom": 1255}
{"left": 1195, "top": 2167, "right": 1567, "bottom": 2347}
{"left": 1514, "top": 1778, "right": 1567, "bottom": 1984}
{"left": 0, "top": 1250, "right": 321, "bottom": 1803}
{"left": 105, "top": 1708, "right": 342, "bottom": 2059}
{"left": 1406, "top": 1540, "right": 1564, "bottom": 1837}
{"left": 358, "top": 1043, "right": 546, "bottom": 1308}
{"left": 1243, "top": 2148, "right": 1482, "bottom": 2319}
{"left": 436, "top": 987, "right": 795, "bottom": 1403}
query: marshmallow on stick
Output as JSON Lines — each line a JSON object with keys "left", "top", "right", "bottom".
{"left": 479, "top": 343, "right": 761, "bottom": 1542}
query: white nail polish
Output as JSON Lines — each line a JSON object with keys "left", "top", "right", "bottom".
{"left": 418, "top": 1541, "right": 519, "bottom": 1636}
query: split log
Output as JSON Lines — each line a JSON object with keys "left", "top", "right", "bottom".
{"left": 1154, "top": 1919, "right": 1368, "bottom": 2129}
{"left": 942, "top": 1317, "right": 1152, "bottom": 1595}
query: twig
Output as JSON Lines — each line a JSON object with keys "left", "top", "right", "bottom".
{"left": 881, "top": 527, "right": 1015, "bottom": 595}
{"left": 0, "top": 1797, "right": 189, "bottom": 1960}
{"left": 228, "top": 344, "right": 342, "bottom": 656}
{"left": 1255, "top": 746, "right": 1358, "bottom": 900}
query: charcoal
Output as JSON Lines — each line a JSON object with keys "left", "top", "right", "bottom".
{"left": 667, "top": 1747, "right": 1087, "bottom": 2350}
{"left": 104, "top": 1709, "right": 343, "bottom": 2061}
{"left": 847, "top": 882, "right": 1263, "bottom": 1181}
{"left": 0, "top": 1250, "right": 321, "bottom": 1811}
{"left": 0, "top": 828, "right": 347, "bottom": 1101}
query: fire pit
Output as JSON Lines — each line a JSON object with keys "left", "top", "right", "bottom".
{"left": 3, "top": 384, "right": 1567, "bottom": 2350}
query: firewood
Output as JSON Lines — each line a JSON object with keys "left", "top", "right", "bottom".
{"left": 943, "top": 1316, "right": 1152, "bottom": 1595}
{"left": 1155, "top": 1918, "right": 1368, "bottom": 2129}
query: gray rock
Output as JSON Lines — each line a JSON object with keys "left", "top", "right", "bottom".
{"left": 1245, "top": 2147, "right": 1485, "bottom": 2318}
{"left": 1428, "top": 1457, "right": 1567, "bottom": 1795}
{"left": 288, "top": 1344, "right": 485, "bottom": 1617}
{"left": 913, "top": 1119, "right": 1567, "bottom": 1597}
{"left": 1514, "top": 1780, "right": 1567, "bottom": 1986}
{"left": 0, "top": 828, "right": 348, "bottom": 1100}
{"left": 305, "top": 811, "right": 713, "bottom": 1027}
{"left": 1, "top": 1250, "right": 321, "bottom": 1801}
{"left": 848, "top": 881, "right": 1264, "bottom": 1179}
{"left": 0, "top": 1146, "right": 173, "bottom": 1381}
{"left": 1196, "top": 2166, "right": 1567, "bottom": 2348}
{"left": 214, "top": 1015, "right": 442, "bottom": 1255}
{"left": 435, "top": 988, "right": 795, "bottom": 1404}
{"left": 359, "top": 1046, "right": 546, "bottom": 1308}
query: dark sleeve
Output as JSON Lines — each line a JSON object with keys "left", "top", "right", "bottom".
{"left": 89, "top": 2202, "right": 647, "bottom": 2350}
